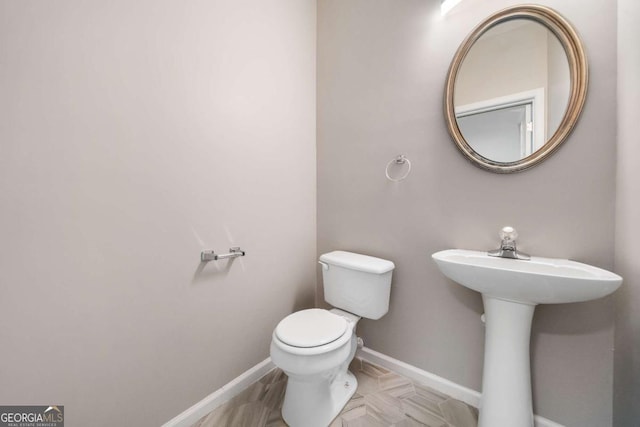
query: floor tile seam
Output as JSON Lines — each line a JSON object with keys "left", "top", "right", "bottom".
{"left": 404, "top": 412, "right": 434, "bottom": 426}
{"left": 364, "top": 402, "right": 409, "bottom": 425}
{"left": 401, "top": 398, "right": 449, "bottom": 423}
{"left": 363, "top": 405, "right": 403, "bottom": 426}
{"left": 365, "top": 390, "right": 409, "bottom": 417}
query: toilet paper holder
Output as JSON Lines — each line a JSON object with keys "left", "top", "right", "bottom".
{"left": 201, "top": 247, "right": 246, "bottom": 262}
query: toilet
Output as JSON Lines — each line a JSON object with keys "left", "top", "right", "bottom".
{"left": 270, "top": 250, "right": 395, "bottom": 427}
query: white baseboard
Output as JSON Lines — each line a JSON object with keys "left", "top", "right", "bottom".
{"left": 162, "top": 348, "right": 564, "bottom": 427}
{"left": 356, "top": 347, "right": 482, "bottom": 407}
{"left": 161, "top": 358, "right": 275, "bottom": 427}
{"left": 357, "top": 347, "right": 564, "bottom": 427}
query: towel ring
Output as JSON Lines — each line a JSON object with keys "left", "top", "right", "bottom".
{"left": 385, "top": 155, "right": 411, "bottom": 182}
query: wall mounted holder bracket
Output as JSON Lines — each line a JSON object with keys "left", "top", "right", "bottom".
{"left": 201, "top": 247, "right": 246, "bottom": 262}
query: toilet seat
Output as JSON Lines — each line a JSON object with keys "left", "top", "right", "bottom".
{"left": 276, "top": 308, "right": 348, "bottom": 348}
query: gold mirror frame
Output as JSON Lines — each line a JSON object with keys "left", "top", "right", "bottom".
{"left": 444, "top": 5, "right": 588, "bottom": 173}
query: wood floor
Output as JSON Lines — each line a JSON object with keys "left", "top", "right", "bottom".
{"left": 192, "top": 358, "right": 478, "bottom": 427}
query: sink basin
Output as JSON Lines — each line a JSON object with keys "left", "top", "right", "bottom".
{"left": 432, "top": 248, "right": 622, "bottom": 427}
{"left": 432, "top": 249, "right": 622, "bottom": 304}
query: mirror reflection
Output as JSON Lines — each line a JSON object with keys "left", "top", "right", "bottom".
{"left": 454, "top": 20, "right": 570, "bottom": 163}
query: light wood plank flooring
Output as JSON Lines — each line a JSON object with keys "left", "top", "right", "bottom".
{"left": 192, "top": 358, "right": 478, "bottom": 427}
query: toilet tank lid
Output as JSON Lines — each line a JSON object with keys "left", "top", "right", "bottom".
{"left": 319, "top": 251, "right": 395, "bottom": 274}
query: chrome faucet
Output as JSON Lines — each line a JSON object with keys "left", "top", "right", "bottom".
{"left": 488, "top": 226, "right": 530, "bottom": 260}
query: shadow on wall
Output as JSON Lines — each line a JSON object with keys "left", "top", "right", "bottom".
{"left": 533, "top": 298, "right": 614, "bottom": 335}
{"left": 443, "top": 277, "right": 484, "bottom": 315}
{"left": 191, "top": 258, "right": 239, "bottom": 286}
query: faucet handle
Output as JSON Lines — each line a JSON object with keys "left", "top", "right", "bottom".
{"left": 489, "top": 226, "right": 530, "bottom": 260}
{"left": 499, "top": 226, "right": 518, "bottom": 242}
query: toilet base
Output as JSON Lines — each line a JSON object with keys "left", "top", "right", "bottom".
{"left": 281, "top": 369, "right": 357, "bottom": 427}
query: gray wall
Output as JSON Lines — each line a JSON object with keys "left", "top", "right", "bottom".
{"left": 0, "top": 1, "right": 316, "bottom": 425}
{"left": 317, "top": 0, "right": 617, "bottom": 425}
{"left": 614, "top": 0, "right": 640, "bottom": 425}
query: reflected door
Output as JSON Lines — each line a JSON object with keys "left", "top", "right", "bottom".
{"left": 457, "top": 102, "right": 533, "bottom": 163}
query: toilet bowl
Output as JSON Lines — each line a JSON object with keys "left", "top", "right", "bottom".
{"left": 270, "top": 308, "right": 360, "bottom": 427}
{"left": 270, "top": 251, "right": 395, "bottom": 427}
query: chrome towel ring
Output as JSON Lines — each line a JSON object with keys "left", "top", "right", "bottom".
{"left": 385, "top": 155, "right": 411, "bottom": 182}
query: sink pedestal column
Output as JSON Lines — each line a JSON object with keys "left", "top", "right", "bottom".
{"left": 479, "top": 295, "right": 536, "bottom": 427}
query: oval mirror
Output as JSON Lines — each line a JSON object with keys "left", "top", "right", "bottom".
{"left": 444, "top": 5, "right": 588, "bottom": 173}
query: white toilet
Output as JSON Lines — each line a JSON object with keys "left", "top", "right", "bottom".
{"left": 270, "top": 250, "right": 395, "bottom": 427}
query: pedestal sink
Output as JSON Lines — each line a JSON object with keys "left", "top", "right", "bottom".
{"left": 432, "top": 249, "right": 622, "bottom": 427}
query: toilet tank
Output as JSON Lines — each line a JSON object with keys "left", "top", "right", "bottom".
{"left": 319, "top": 251, "right": 395, "bottom": 320}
